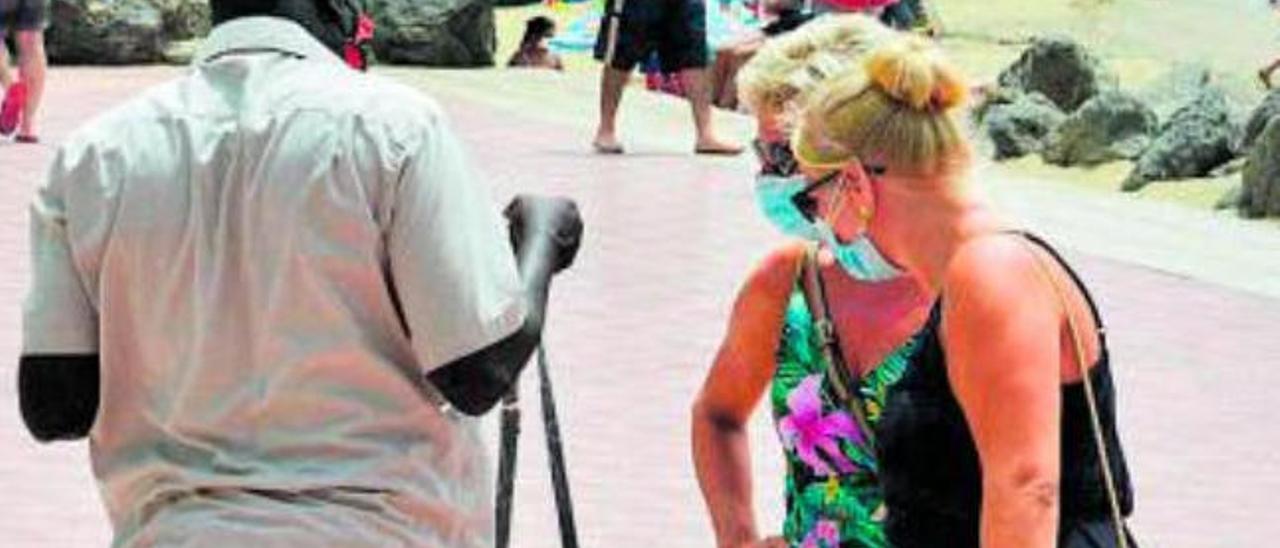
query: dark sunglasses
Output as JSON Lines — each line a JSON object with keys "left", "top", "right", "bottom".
{"left": 752, "top": 139, "right": 799, "bottom": 177}
{"left": 790, "top": 170, "right": 843, "bottom": 223}
{"left": 790, "top": 164, "right": 888, "bottom": 222}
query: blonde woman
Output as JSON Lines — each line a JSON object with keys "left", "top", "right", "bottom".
{"left": 692, "top": 16, "right": 935, "bottom": 548}
{"left": 790, "top": 33, "right": 1137, "bottom": 547}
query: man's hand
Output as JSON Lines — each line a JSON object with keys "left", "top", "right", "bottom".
{"left": 425, "top": 195, "right": 581, "bottom": 415}
{"left": 503, "top": 195, "right": 583, "bottom": 274}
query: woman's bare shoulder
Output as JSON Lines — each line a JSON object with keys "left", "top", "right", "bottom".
{"left": 741, "top": 242, "right": 808, "bottom": 300}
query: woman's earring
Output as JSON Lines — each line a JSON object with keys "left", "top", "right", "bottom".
{"left": 858, "top": 206, "right": 873, "bottom": 222}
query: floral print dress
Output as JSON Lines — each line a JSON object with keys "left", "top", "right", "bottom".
{"left": 771, "top": 284, "right": 918, "bottom": 548}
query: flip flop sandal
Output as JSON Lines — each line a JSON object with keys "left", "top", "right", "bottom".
{"left": 15, "top": 134, "right": 39, "bottom": 144}
{"left": 695, "top": 145, "right": 744, "bottom": 156}
{"left": 593, "top": 141, "right": 624, "bottom": 155}
{"left": 0, "top": 81, "right": 26, "bottom": 137}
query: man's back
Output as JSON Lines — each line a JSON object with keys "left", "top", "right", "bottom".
{"left": 29, "top": 17, "right": 524, "bottom": 546}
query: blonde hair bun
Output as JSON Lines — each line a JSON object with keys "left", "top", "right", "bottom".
{"left": 864, "top": 36, "right": 967, "bottom": 112}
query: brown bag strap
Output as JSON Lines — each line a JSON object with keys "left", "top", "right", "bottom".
{"left": 799, "top": 244, "right": 877, "bottom": 451}
{"left": 1015, "top": 237, "right": 1129, "bottom": 548}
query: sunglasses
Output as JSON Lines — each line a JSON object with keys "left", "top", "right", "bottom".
{"left": 790, "top": 170, "right": 843, "bottom": 223}
{"left": 752, "top": 139, "right": 799, "bottom": 177}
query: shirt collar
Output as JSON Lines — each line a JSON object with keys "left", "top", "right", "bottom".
{"left": 195, "top": 16, "right": 343, "bottom": 66}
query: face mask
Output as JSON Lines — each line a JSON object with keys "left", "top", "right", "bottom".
{"left": 756, "top": 166, "right": 905, "bottom": 282}
{"left": 814, "top": 169, "right": 905, "bottom": 282}
{"left": 813, "top": 219, "right": 904, "bottom": 282}
{"left": 755, "top": 173, "right": 820, "bottom": 240}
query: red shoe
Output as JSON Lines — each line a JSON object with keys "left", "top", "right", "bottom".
{"left": 0, "top": 81, "right": 27, "bottom": 137}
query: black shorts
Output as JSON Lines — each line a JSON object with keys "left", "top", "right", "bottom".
{"left": 0, "top": 0, "right": 46, "bottom": 32}
{"left": 594, "top": 0, "right": 708, "bottom": 73}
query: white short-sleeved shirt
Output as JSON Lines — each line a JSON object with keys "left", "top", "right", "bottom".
{"left": 22, "top": 16, "right": 525, "bottom": 547}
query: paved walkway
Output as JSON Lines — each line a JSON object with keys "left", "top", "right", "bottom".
{"left": 1, "top": 66, "right": 1278, "bottom": 547}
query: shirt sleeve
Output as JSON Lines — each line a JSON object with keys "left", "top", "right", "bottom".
{"left": 23, "top": 151, "right": 100, "bottom": 356}
{"left": 384, "top": 114, "right": 527, "bottom": 374}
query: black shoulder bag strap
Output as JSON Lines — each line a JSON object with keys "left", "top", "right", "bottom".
{"left": 799, "top": 244, "right": 878, "bottom": 451}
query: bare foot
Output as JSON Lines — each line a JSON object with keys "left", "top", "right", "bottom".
{"left": 694, "top": 137, "right": 744, "bottom": 156}
{"left": 592, "top": 133, "right": 624, "bottom": 154}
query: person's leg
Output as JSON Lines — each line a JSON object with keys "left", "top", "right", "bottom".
{"left": 680, "top": 67, "right": 713, "bottom": 133}
{"left": 680, "top": 67, "right": 743, "bottom": 152}
{"left": 0, "top": 40, "right": 13, "bottom": 89}
{"left": 0, "top": 30, "right": 22, "bottom": 137}
{"left": 592, "top": 0, "right": 645, "bottom": 153}
{"left": 15, "top": 28, "right": 43, "bottom": 138}
{"left": 594, "top": 66, "right": 630, "bottom": 151}
{"left": 713, "top": 39, "right": 761, "bottom": 110}
{"left": 665, "top": 0, "right": 741, "bottom": 154}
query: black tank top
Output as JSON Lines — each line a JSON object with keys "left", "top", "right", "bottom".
{"left": 876, "top": 233, "right": 1135, "bottom": 546}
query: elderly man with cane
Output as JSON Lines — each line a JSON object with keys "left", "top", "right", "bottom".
{"left": 19, "top": 1, "right": 582, "bottom": 546}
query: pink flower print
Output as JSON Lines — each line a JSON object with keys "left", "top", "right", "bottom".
{"left": 802, "top": 519, "right": 841, "bottom": 548}
{"left": 778, "top": 375, "right": 862, "bottom": 477}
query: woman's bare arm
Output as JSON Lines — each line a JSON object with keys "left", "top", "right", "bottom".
{"left": 692, "top": 244, "right": 802, "bottom": 547}
{"left": 942, "top": 236, "right": 1063, "bottom": 548}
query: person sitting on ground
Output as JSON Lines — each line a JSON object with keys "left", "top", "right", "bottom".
{"left": 508, "top": 15, "right": 564, "bottom": 71}
{"left": 880, "top": 0, "right": 939, "bottom": 36}
{"left": 761, "top": 0, "right": 816, "bottom": 37}
{"left": 0, "top": 0, "right": 48, "bottom": 143}
{"left": 709, "top": 0, "right": 817, "bottom": 110}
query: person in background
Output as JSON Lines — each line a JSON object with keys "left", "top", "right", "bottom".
{"left": 791, "top": 30, "right": 1137, "bottom": 547}
{"left": 709, "top": 0, "right": 817, "bottom": 110}
{"left": 0, "top": 0, "right": 48, "bottom": 143}
{"left": 0, "top": 40, "right": 11, "bottom": 86}
{"left": 693, "top": 16, "right": 934, "bottom": 548}
{"left": 761, "top": 0, "right": 816, "bottom": 36}
{"left": 880, "top": 0, "right": 939, "bottom": 36}
{"left": 592, "top": 0, "right": 742, "bottom": 155}
{"left": 508, "top": 15, "right": 565, "bottom": 71}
